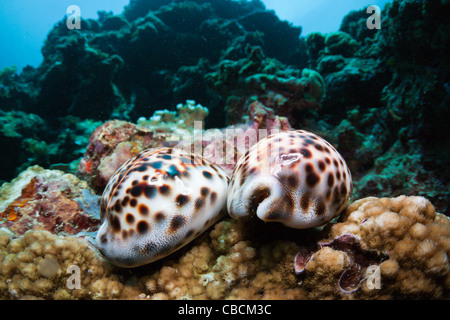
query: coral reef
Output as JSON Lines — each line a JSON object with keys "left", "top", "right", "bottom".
{"left": 12, "top": 0, "right": 306, "bottom": 125}
{"left": 303, "top": 0, "right": 450, "bottom": 214}
{"left": 314, "top": 196, "right": 450, "bottom": 299}
{"left": 0, "top": 109, "right": 101, "bottom": 183}
{"left": 0, "top": 195, "right": 448, "bottom": 300}
{"left": 0, "top": 110, "right": 47, "bottom": 183}
{"left": 77, "top": 100, "right": 209, "bottom": 192}
{"left": 0, "top": 0, "right": 308, "bottom": 182}
{"left": 1, "top": 0, "right": 448, "bottom": 215}
{"left": 206, "top": 48, "right": 324, "bottom": 127}
{"left": 136, "top": 100, "right": 209, "bottom": 132}
{"left": 0, "top": 230, "right": 126, "bottom": 300}
{"left": 0, "top": 0, "right": 449, "bottom": 301}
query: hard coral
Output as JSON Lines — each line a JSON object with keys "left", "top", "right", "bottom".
{"left": 1, "top": 195, "right": 448, "bottom": 300}
{"left": 0, "top": 166, "right": 100, "bottom": 236}
{"left": 0, "top": 230, "right": 127, "bottom": 300}
{"left": 295, "top": 233, "right": 387, "bottom": 294}
{"left": 138, "top": 220, "right": 303, "bottom": 300}
{"left": 206, "top": 44, "right": 323, "bottom": 127}
{"left": 78, "top": 101, "right": 209, "bottom": 192}
{"left": 324, "top": 31, "right": 358, "bottom": 57}
{"left": 298, "top": 196, "right": 450, "bottom": 299}
{"left": 77, "top": 120, "right": 163, "bottom": 192}
{"left": 0, "top": 217, "right": 303, "bottom": 300}
{"left": 137, "top": 100, "right": 209, "bottom": 130}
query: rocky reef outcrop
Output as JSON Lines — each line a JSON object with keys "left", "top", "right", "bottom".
{"left": 0, "top": 0, "right": 449, "bottom": 300}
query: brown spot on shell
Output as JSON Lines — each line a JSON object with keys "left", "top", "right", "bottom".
{"left": 264, "top": 195, "right": 294, "bottom": 221}
{"left": 130, "top": 183, "right": 144, "bottom": 197}
{"left": 327, "top": 172, "right": 334, "bottom": 187}
{"left": 314, "top": 144, "right": 324, "bottom": 151}
{"left": 333, "top": 159, "right": 339, "bottom": 167}
{"left": 200, "top": 187, "right": 210, "bottom": 197}
{"left": 318, "top": 160, "right": 326, "bottom": 172}
{"left": 144, "top": 185, "right": 157, "bottom": 199}
{"left": 176, "top": 194, "right": 190, "bottom": 207}
{"left": 114, "top": 200, "right": 121, "bottom": 213}
{"left": 278, "top": 173, "right": 299, "bottom": 189}
{"left": 159, "top": 184, "right": 170, "bottom": 195}
{"left": 154, "top": 211, "right": 166, "bottom": 222}
{"left": 300, "top": 148, "right": 312, "bottom": 158}
{"left": 306, "top": 171, "right": 320, "bottom": 187}
{"left": 300, "top": 191, "right": 311, "bottom": 212}
{"left": 202, "top": 171, "right": 213, "bottom": 179}
{"left": 111, "top": 215, "right": 121, "bottom": 232}
{"left": 326, "top": 189, "right": 332, "bottom": 201}
{"left": 169, "top": 215, "right": 186, "bottom": 233}
{"left": 121, "top": 196, "right": 130, "bottom": 207}
{"left": 195, "top": 198, "right": 205, "bottom": 211}
{"left": 210, "top": 192, "right": 217, "bottom": 204}
{"left": 185, "top": 229, "right": 194, "bottom": 239}
{"left": 340, "top": 184, "right": 348, "bottom": 197}
{"left": 138, "top": 204, "right": 149, "bottom": 216}
{"left": 315, "top": 199, "right": 326, "bottom": 216}
{"left": 126, "top": 213, "right": 135, "bottom": 224}
{"left": 333, "top": 187, "right": 340, "bottom": 205}
{"left": 137, "top": 220, "right": 150, "bottom": 234}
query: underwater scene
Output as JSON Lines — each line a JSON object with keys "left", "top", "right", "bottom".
{"left": 0, "top": 0, "right": 449, "bottom": 301}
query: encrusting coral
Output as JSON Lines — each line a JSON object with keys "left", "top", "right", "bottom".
{"left": 1, "top": 194, "right": 448, "bottom": 300}
{"left": 0, "top": 166, "right": 100, "bottom": 236}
